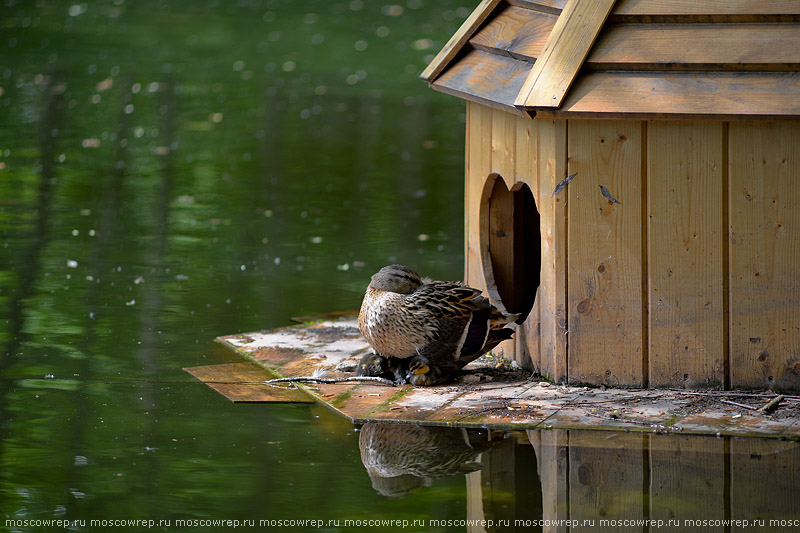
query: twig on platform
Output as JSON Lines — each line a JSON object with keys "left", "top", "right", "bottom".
{"left": 265, "top": 376, "right": 396, "bottom": 387}
{"left": 759, "top": 395, "right": 784, "bottom": 414}
{"left": 718, "top": 398, "right": 757, "bottom": 410}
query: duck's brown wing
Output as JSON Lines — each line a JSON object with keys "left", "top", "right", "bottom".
{"left": 405, "top": 281, "right": 483, "bottom": 319}
{"left": 403, "top": 282, "right": 493, "bottom": 368}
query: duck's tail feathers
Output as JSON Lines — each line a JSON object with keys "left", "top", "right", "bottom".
{"left": 489, "top": 307, "right": 519, "bottom": 328}
{"left": 485, "top": 327, "right": 514, "bottom": 351}
{"left": 456, "top": 326, "right": 514, "bottom": 368}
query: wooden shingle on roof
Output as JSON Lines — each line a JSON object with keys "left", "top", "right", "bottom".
{"left": 422, "top": 0, "right": 800, "bottom": 119}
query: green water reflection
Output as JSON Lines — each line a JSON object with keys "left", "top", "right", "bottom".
{"left": 2, "top": 1, "right": 799, "bottom": 531}
{"left": 1, "top": 0, "right": 473, "bottom": 527}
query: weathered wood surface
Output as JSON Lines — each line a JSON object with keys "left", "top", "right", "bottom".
{"left": 463, "top": 104, "right": 800, "bottom": 390}
{"left": 729, "top": 122, "right": 800, "bottom": 390}
{"left": 536, "top": 118, "right": 568, "bottom": 382}
{"left": 589, "top": 23, "right": 800, "bottom": 70}
{"left": 567, "top": 120, "right": 644, "bottom": 386}
{"left": 612, "top": 0, "right": 800, "bottom": 17}
{"left": 468, "top": 103, "right": 538, "bottom": 365}
{"left": 474, "top": 8, "right": 800, "bottom": 70}
{"left": 427, "top": 0, "right": 800, "bottom": 118}
{"left": 469, "top": 6, "right": 556, "bottom": 62}
{"left": 647, "top": 122, "right": 725, "bottom": 388}
{"left": 214, "top": 318, "right": 800, "bottom": 435}
{"left": 466, "top": 101, "right": 492, "bottom": 294}
{"left": 183, "top": 362, "right": 313, "bottom": 403}
{"left": 491, "top": 101, "right": 518, "bottom": 183}
{"left": 514, "top": 0, "right": 616, "bottom": 109}
{"left": 508, "top": 0, "right": 567, "bottom": 15}
{"left": 547, "top": 72, "right": 800, "bottom": 120}
{"left": 433, "top": 49, "right": 529, "bottom": 116}
{"left": 420, "top": 0, "right": 503, "bottom": 84}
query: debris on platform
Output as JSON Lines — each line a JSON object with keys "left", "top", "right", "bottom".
{"left": 200, "top": 317, "right": 800, "bottom": 438}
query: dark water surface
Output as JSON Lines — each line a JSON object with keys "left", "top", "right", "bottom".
{"left": 1, "top": 1, "right": 799, "bottom": 531}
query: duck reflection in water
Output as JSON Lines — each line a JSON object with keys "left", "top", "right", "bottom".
{"left": 358, "top": 423, "right": 495, "bottom": 498}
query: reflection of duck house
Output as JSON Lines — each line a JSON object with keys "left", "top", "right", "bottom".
{"left": 422, "top": 0, "right": 800, "bottom": 389}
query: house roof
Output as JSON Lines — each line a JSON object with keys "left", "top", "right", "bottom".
{"left": 421, "top": 0, "right": 800, "bottom": 120}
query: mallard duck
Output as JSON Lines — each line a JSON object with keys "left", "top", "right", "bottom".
{"left": 356, "top": 264, "right": 518, "bottom": 385}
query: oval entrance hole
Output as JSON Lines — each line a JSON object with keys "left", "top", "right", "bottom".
{"left": 480, "top": 175, "right": 540, "bottom": 323}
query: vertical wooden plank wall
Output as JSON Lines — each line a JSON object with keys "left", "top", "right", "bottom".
{"left": 729, "top": 122, "right": 800, "bottom": 389}
{"left": 487, "top": 109, "right": 520, "bottom": 313}
{"left": 466, "top": 101, "right": 568, "bottom": 380}
{"left": 567, "top": 121, "right": 644, "bottom": 385}
{"left": 537, "top": 117, "right": 569, "bottom": 382}
{"left": 466, "top": 102, "right": 799, "bottom": 389}
{"left": 465, "top": 101, "right": 489, "bottom": 294}
{"left": 647, "top": 122, "right": 725, "bottom": 388}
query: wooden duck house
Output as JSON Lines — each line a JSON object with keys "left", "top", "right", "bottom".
{"left": 421, "top": 0, "right": 800, "bottom": 390}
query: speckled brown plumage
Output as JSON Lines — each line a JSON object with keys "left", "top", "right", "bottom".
{"left": 357, "top": 264, "right": 517, "bottom": 385}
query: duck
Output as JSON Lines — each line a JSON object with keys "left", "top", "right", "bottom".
{"left": 356, "top": 264, "right": 518, "bottom": 386}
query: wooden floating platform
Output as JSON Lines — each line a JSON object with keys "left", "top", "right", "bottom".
{"left": 196, "top": 316, "right": 800, "bottom": 438}
{"left": 183, "top": 362, "right": 312, "bottom": 403}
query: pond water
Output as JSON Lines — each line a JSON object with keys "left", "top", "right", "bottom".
{"left": 1, "top": 1, "right": 798, "bottom": 531}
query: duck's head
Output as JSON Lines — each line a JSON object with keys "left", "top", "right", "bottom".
{"left": 369, "top": 264, "right": 422, "bottom": 294}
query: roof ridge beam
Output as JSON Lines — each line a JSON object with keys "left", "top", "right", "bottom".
{"left": 514, "top": 0, "right": 616, "bottom": 111}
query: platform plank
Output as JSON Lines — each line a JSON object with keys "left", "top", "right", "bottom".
{"left": 183, "top": 362, "right": 312, "bottom": 403}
